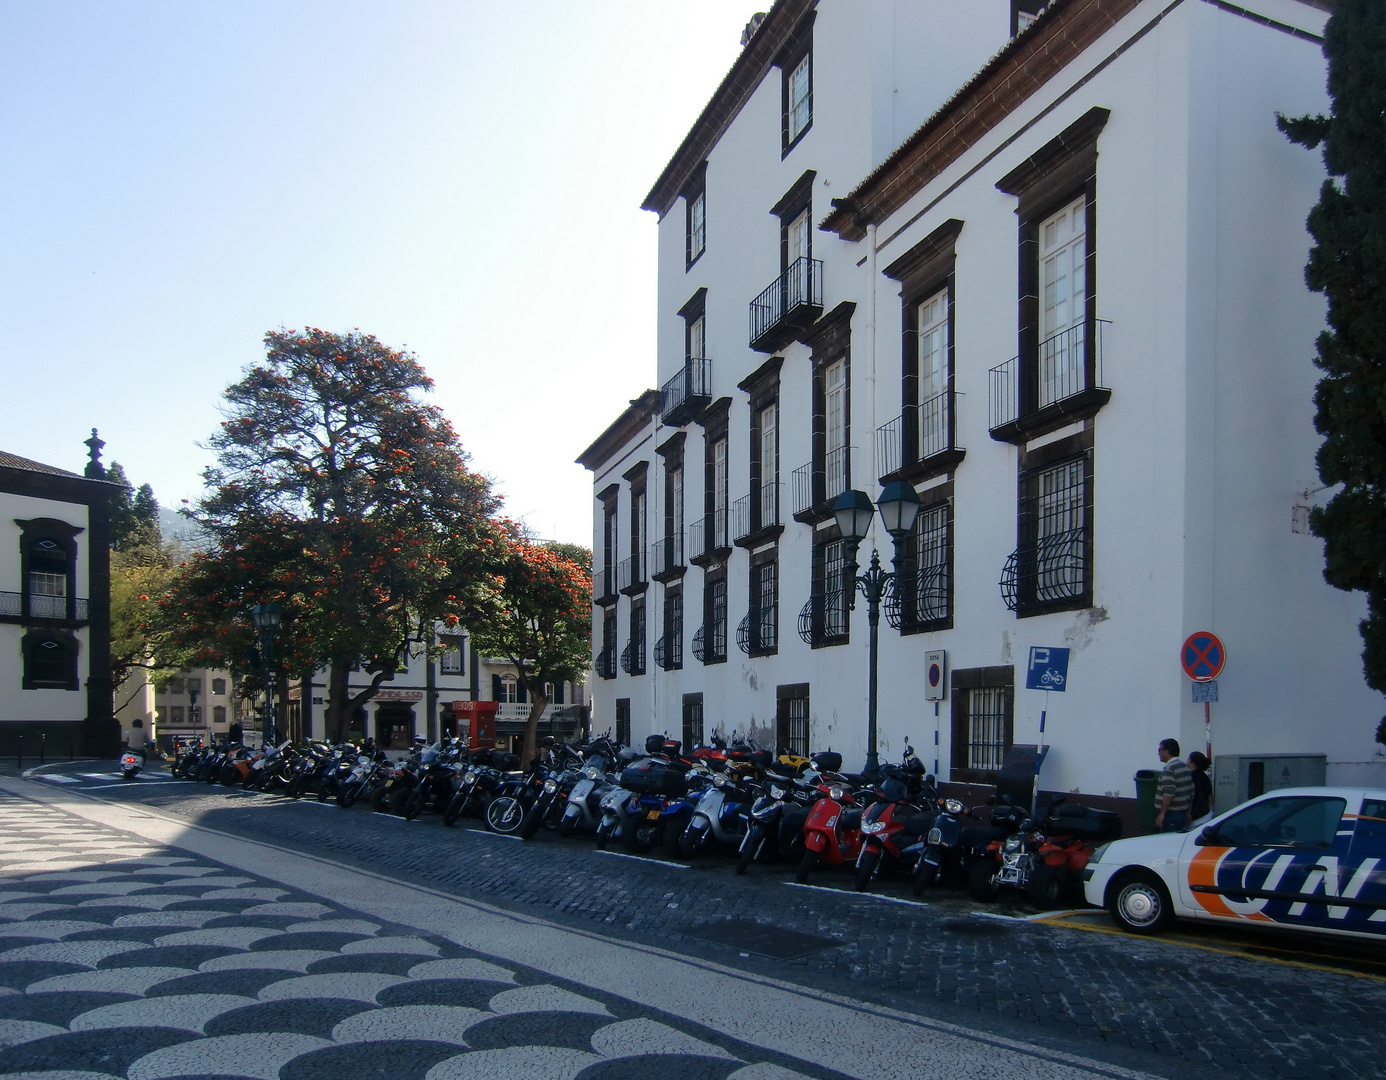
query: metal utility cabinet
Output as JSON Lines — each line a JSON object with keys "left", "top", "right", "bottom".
{"left": 1213, "top": 754, "right": 1327, "bottom": 811}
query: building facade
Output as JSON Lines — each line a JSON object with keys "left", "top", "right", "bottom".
{"left": 580, "top": 0, "right": 1381, "bottom": 812}
{"left": 0, "top": 442, "right": 120, "bottom": 756}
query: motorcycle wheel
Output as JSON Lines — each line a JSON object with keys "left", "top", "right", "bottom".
{"left": 625, "top": 817, "right": 658, "bottom": 853}
{"left": 735, "top": 826, "right": 763, "bottom": 876}
{"left": 370, "top": 786, "right": 391, "bottom": 813}
{"left": 677, "top": 821, "right": 705, "bottom": 860}
{"left": 557, "top": 807, "right": 579, "bottom": 838}
{"left": 664, "top": 812, "right": 691, "bottom": 857}
{"left": 854, "top": 848, "right": 880, "bottom": 892}
{"left": 595, "top": 823, "right": 611, "bottom": 850}
{"left": 519, "top": 802, "right": 545, "bottom": 840}
{"left": 286, "top": 775, "right": 305, "bottom": 800}
{"left": 219, "top": 765, "right": 239, "bottom": 787}
{"left": 338, "top": 782, "right": 361, "bottom": 809}
{"left": 795, "top": 849, "right": 818, "bottom": 885}
{"left": 911, "top": 859, "right": 938, "bottom": 897}
{"left": 1025, "top": 865, "right": 1066, "bottom": 910}
{"left": 317, "top": 786, "right": 330, "bottom": 803}
{"left": 486, "top": 796, "right": 525, "bottom": 834}
{"left": 968, "top": 858, "right": 1002, "bottom": 902}
{"left": 388, "top": 786, "right": 412, "bottom": 817}
{"left": 442, "top": 793, "right": 465, "bottom": 827}
{"left": 403, "top": 789, "right": 425, "bottom": 821}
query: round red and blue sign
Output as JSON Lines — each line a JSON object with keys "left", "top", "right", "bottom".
{"left": 928, "top": 662, "right": 942, "bottom": 689}
{"left": 1181, "top": 631, "right": 1225, "bottom": 682}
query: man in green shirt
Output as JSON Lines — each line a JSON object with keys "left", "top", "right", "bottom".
{"left": 1155, "top": 738, "right": 1194, "bottom": 832}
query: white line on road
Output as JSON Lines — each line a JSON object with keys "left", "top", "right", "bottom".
{"left": 784, "top": 882, "right": 928, "bottom": 907}
{"left": 594, "top": 849, "right": 688, "bottom": 867}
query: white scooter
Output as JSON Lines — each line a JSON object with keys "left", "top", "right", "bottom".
{"left": 120, "top": 748, "right": 145, "bottom": 780}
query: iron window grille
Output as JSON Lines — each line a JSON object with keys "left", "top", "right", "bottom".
{"left": 1001, "top": 456, "right": 1090, "bottom": 614}
{"left": 700, "top": 578, "right": 727, "bottom": 664}
{"left": 799, "top": 539, "right": 849, "bottom": 646}
{"left": 965, "top": 686, "right": 1009, "bottom": 773}
{"left": 737, "top": 562, "right": 778, "bottom": 656}
{"left": 621, "top": 602, "right": 647, "bottom": 676}
{"left": 682, "top": 699, "right": 704, "bottom": 752}
{"left": 885, "top": 501, "right": 952, "bottom": 632}
{"left": 780, "top": 695, "right": 810, "bottom": 757}
{"left": 655, "top": 592, "right": 683, "bottom": 671}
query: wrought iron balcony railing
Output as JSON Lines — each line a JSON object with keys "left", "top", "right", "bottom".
{"left": 883, "top": 566, "right": 952, "bottom": 630}
{"left": 0, "top": 592, "right": 89, "bottom": 621}
{"left": 620, "top": 636, "right": 646, "bottom": 676}
{"left": 791, "top": 446, "right": 855, "bottom": 516}
{"left": 875, "top": 390, "right": 961, "bottom": 479}
{"left": 653, "top": 534, "right": 684, "bottom": 577}
{"left": 593, "top": 568, "right": 618, "bottom": 604}
{"left": 690, "top": 509, "right": 729, "bottom": 559}
{"left": 749, "top": 257, "right": 824, "bottom": 352}
{"left": 653, "top": 632, "right": 682, "bottom": 671}
{"left": 597, "top": 644, "right": 617, "bottom": 680}
{"left": 735, "top": 606, "right": 778, "bottom": 655}
{"left": 797, "top": 592, "right": 848, "bottom": 647}
{"left": 988, "top": 321, "right": 1109, "bottom": 437}
{"left": 999, "top": 528, "right": 1088, "bottom": 612}
{"left": 617, "top": 552, "right": 647, "bottom": 593}
{"left": 732, "top": 483, "right": 783, "bottom": 542}
{"left": 661, "top": 358, "right": 712, "bottom": 426}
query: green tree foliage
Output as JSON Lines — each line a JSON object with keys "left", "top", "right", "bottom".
{"left": 468, "top": 525, "right": 592, "bottom": 764}
{"left": 165, "top": 327, "right": 499, "bottom": 739}
{"left": 106, "top": 461, "right": 160, "bottom": 551}
{"left": 1278, "top": 0, "right": 1386, "bottom": 695}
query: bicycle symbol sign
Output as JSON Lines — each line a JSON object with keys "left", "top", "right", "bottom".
{"left": 1025, "top": 646, "right": 1070, "bottom": 692}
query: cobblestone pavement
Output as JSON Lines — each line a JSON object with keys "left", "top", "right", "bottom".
{"left": 14, "top": 764, "right": 1386, "bottom": 1080}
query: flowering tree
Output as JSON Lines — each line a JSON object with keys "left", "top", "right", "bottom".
{"left": 169, "top": 328, "right": 498, "bottom": 740}
{"left": 467, "top": 526, "right": 592, "bottom": 764}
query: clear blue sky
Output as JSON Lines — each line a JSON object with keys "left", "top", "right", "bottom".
{"left": 1, "top": 1, "right": 757, "bottom": 545}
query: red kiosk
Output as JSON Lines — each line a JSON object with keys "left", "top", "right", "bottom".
{"left": 451, "top": 701, "right": 498, "bottom": 749}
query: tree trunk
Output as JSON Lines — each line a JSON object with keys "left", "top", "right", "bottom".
{"left": 521, "top": 692, "right": 549, "bottom": 766}
{"left": 326, "top": 660, "right": 351, "bottom": 742}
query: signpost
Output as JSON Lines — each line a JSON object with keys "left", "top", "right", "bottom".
{"left": 1025, "top": 647, "right": 1069, "bottom": 802}
{"left": 1181, "top": 631, "right": 1225, "bottom": 759}
{"left": 925, "top": 650, "right": 945, "bottom": 775}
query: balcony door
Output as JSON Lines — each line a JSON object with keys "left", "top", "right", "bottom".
{"left": 713, "top": 437, "right": 729, "bottom": 549}
{"left": 1038, "top": 196, "right": 1086, "bottom": 409}
{"left": 917, "top": 290, "right": 949, "bottom": 458}
{"left": 786, "top": 208, "right": 811, "bottom": 303}
{"left": 759, "top": 402, "right": 777, "bottom": 526}
{"left": 825, "top": 358, "right": 847, "bottom": 500}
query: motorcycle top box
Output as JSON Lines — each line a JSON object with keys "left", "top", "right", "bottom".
{"left": 619, "top": 759, "right": 691, "bottom": 795}
{"left": 1046, "top": 801, "right": 1123, "bottom": 842}
{"left": 811, "top": 751, "right": 843, "bottom": 774}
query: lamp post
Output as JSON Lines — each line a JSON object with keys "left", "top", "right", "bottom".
{"left": 248, "top": 602, "right": 282, "bottom": 747}
{"left": 832, "top": 481, "right": 921, "bottom": 782}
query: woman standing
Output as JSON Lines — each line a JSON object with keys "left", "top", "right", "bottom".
{"left": 1188, "top": 751, "right": 1213, "bottom": 826}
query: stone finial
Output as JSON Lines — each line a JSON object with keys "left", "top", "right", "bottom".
{"left": 83, "top": 428, "right": 106, "bottom": 479}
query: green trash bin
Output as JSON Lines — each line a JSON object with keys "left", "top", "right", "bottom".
{"left": 1134, "top": 769, "right": 1160, "bottom": 830}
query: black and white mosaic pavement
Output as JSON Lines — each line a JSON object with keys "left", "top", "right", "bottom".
{"left": 0, "top": 795, "right": 832, "bottom": 1080}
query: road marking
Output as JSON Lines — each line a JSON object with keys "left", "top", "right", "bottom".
{"left": 594, "top": 850, "right": 688, "bottom": 867}
{"left": 784, "top": 883, "right": 927, "bottom": 907}
{"left": 37, "top": 775, "right": 81, "bottom": 784}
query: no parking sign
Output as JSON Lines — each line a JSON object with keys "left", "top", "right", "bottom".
{"left": 924, "top": 650, "right": 945, "bottom": 701}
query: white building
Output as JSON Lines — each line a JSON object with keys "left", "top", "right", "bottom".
{"left": 0, "top": 440, "right": 121, "bottom": 756}
{"left": 579, "top": 0, "right": 1382, "bottom": 820}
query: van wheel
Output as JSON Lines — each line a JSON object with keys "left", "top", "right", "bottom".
{"left": 1108, "top": 870, "right": 1173, "bottom": 934}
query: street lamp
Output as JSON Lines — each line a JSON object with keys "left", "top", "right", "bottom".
{"left": 832, "top": 481, "right": 921, "bottom": 781}
{"left": 248, "top": 602, "right": 282, "bottom": 746}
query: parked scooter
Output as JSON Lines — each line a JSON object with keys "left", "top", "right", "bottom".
{"left": 796, "top": 772, "right": 869, "bottom": 884}
{"left": 854, "top": 743, "right": 937, "bottom": 892}
{"left": 119, "top": 749, "right": 144, "bottom": 780}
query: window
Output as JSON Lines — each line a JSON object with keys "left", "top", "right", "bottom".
{"left": 211, "top": 678, "right": 226, "bottom": 696}
{"left": 776, "top": 684, "right": 810, "bottom": 757}
{"left": 600, "top": 609, "right": 617, "bottom": 679}
{"left": 894, "top": 493, "right": 953, "bottom": 634}
{"left": 741, "top": 362, "right": 783, "bottom": 542}
{"left": 622, "top": 598, "right": 646, "bottom": 676}
{"left": 712, "top": 437, "right": 729, "bottom": 549}
{"left": 699, "top": 574, "right": 727, "bottom": 665}
{"left": 23, "top": 632, "right": 77, "bottom": 689}
{"left": 741, "top": 556, "right": 777, "bottom": 656}
{"left": 188, "top": 679, "right": 202, "bottom": 695}
{"left": 28, "top": 539, "right": 68, "bottom": 619}
{"left": 950, "top": 666, "right": 1014, "bottom": 782}
{"left": 167, "top": 677, "right": 186, "bottom": 695}
{"left": 598, "top": 488, "right": 619, "bottom": 603}
{"left": 803, "top": 537, "right": 849, "bottom": 648}
{"left": 615, "top": 699, "right": 631, "bottom": 749}
{"left": 783, "top": 50, "right": 812, "bottom": 152}
{"left": 668, "top": 463, "right": 684, "bottom": 566}
{"left": 656, "top": 587, "right": 683, "bottom": 671}
{"left": 1007, "top": 447, "right": 1091, "bottom": 615}
{"left": 825, "top": 359, "right": 848, "bottom": 499}
{"left": 1039, "top": 196, "right": 1087, "bottom": 409}
{"left": 917, "top": 292, "right": 950, "bottom": 454}
{"left": 1214, "top": 797, "right": 1346, "bottom": 850}
{"left": 440, "top": 646, "right": 463, "bottom": 675}
{"left": 167, "top": 705, "right": 185, "bottom": 724}
{"left": 656, "top": 434, "right": 686, "bottom": 578}
{"left": 499, "top": 674, "right": 519, "bottom": 704}
{"left": 686, "top": 177, "right": 706, "bottom": 267}
{"left": 682, "top": 694, "right": 704, "bottom": 751}
{"left": 213, "top": 705, "right": 226, "bottom": 724}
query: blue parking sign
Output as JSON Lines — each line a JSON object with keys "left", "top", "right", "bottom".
{"left": 1025, "top": 646, "right": 1070, "bottom": 691}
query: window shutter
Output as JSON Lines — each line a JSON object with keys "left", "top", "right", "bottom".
{"left": 491, "top": 674, "right": 502, "bottom": 701}
{"left": 554, "top": 682, "right": 564, "bottom": 705}
{"left": 518, "top": 680, "right": 528, "bottom": 704}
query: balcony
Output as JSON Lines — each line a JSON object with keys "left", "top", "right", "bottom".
{"left": 661, "top": 358, "right": 712, "bottom": 427}
{"left": 617, "top": 552, "right": 647, "bottom": 595}
{"left": 689, "top": 509, "right": 731, "bottom": 567}
{"left": 653, "top": 632, "right": 682, "bottom": 671}
{"left": 791, "top": 446, "right": 856, "bottom": 523}
{"left": 0, "top": 591, "right": 89, "bottom": 622}
{"left": 749, "top": 256, "right": 823, "bottom": 353}
{"left": 797, "top": 592, "right": 848, "bottom": 648}
{"left": 732, "top": 482, "right": 784, "bottom": 548}
{"left": 620, "top": 636, "right": 646, "bottom": 676}
{"left": 596, "top": 644, "right": 617, "bottom": 680}
{"left": 736, "top": 606, "right": 778, "bottom": 656}
{"left": 874, "top": 389, "right": 966, "bottom": 483}
{"left": 593, "top": 568, "right": 618, "bottom": 606}
{"left": 999, "top": 528, "right": 1089, "bottom": 614}
{"left": 652, "top": 534, "right": 685, "bottom": 581}
{"left": 988, "top": 321, "right": 1111, "bottom": 444}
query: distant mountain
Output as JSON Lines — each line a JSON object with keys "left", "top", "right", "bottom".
{"left": 159, "top": 507, "right": 210, "bottom": 549}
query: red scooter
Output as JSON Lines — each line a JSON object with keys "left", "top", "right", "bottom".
{"left": 854, "top": 746, "right": 936, "bottom": 892}
{"left": 795, "top": 774, "right": 867, "bottom": 884}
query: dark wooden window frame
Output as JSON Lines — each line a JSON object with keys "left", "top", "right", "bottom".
{"left": 899, "top": 481, "right": 955, "bottom": 635}
{"left": 680, "top": 288, "right": 708, "bottom": 360}
{"left": 881, "top": 219, "right": 966, "bottom": 485}
{"left": 701, "top": 565, "right": 728, "bottom": 665}
{"left": 775, "top": 14, "right": 815, "bottom": 158}
{"left": 615, "top": 698, "right": 631, "bottom": 748}
{"left": 22, "top": 628, "right": 80, "bottom": 690}
{"left": 950, "top": 665, "right": 1014, "bottom": 784}
{"left": 655, "top": 432, "right": 687, "bottom": 583}
{"left": 660, "top": 583, "right": 684, "bottom": 672}
{"left": 993, "top": 107, "right": 1110, "bottom": 444}
{"left": 775, "top": 682, "right": 810, "bottom": 757}
{"left": 682, "top": 692, "right": 705, "bottom": 751}
{"left": 693, "top": 397, "right": 733, "bottom": 568}
{"left": 1013, "top": 428, "right": 1095, "bottom": 618}
{"left": 796, "top": 302, "right": 856, "bottom": 525}
{"left": 771, "top": 170, "right": 816, "bottom": 270}
{"left": 746, "top": 547, "right": 779, "bottom": 658}
{"left": 738, "top": 355, "right": 784, "bottom": 549}
{"left": 622, "top": 462, "right": 649, "bottom": 598}
{"left": 597, "top": 485, "right": 619, "bottom": 607}
{"left": 808, "top": 521, "right": 850, "bottom": 649}
{"left": 16, "top": 517, "right": 84, "bottom": 625}
{"left": 684, "top": 162, "right": 707, "bottom": 269}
